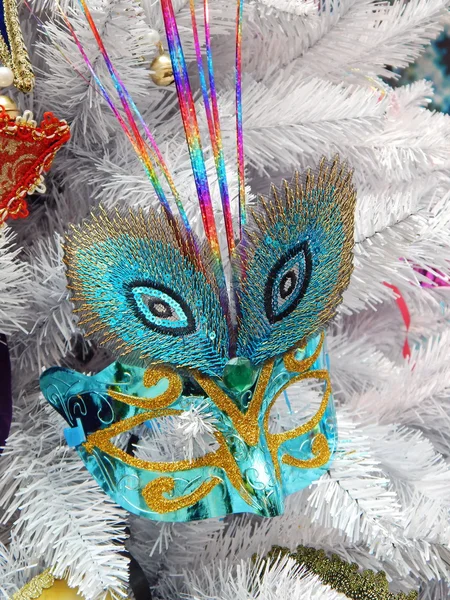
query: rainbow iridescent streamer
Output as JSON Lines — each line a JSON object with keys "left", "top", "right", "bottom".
{"left": 59, "top": 8, "right": 172, "bottom": 214}
{"left": 55, "top": 0, "right": 249, "bottom": 316}
{"left": 61, "top": 0, "right": 195, "bottom": 242}
{"left": 189, "top": 0, "right": 235, "bottom": 259}
{"left": 235, "top": 0, "right": 246, "bottom": 237}
{"left": 160, "top": 0, "right": 230, "bottom": 315}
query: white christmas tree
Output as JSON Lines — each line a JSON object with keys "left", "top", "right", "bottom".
{"left": 1, "top": 0, "right": 450, "bottom": 599}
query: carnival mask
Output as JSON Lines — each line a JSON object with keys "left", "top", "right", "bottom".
{"left": 40, "top": 0, "right": 356, "bottom": 522}
{"left": 40, "top": 159, "right": 356, "bottom": 521}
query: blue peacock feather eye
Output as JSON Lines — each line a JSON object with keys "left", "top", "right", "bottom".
{"left": 236, "top": 157, "right": 356, "bottom": 365}
{"left": 128, "top": 282, "right": 195, "bottom": 335}
{"left": 64, "top": 209, "right": 229, "bottom": 376}
{"left": 264, "top": 241, "right": 312, "bottom": 324}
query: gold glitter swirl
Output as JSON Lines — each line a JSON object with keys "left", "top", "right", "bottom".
{"left": 12, "top": 570, "right": 54, "bottom": 600}
{"left": 83, "top": 393, "right": 251, "bottom": 511}
{"left": 143, "top": 475, "right": 222, "bottom": 513}
{"left": 109, "top": 366, "right": 182, "bottom": 409}
{"left": 284, "top": 332, "right": 324, "bottom": 373}
{"left": 264, "top": 367, "right": 332, "bottom": 479}
{"left": 83, "top": 408, "right": 182, "bottom": 457}
{"left": 282, "top": 433, "right": 330, "bottom": 469}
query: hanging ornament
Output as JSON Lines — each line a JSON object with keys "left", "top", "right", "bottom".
{"left": 0, "top": 65, "right": 14, "bottom": 87}
{"left": 12, "top": 569, "right": 128, "bottom": 600}
{"left": 41, "top": 0, "right": 356, "bottom": 523}
{"left": 0, "top": 0, "right": 34, "bottom": 92}
{"left": 0, "top": 107, "right": 70, "bottom": 224}
{"left": 149, "top": 42, "right": 174, "bottom": 86}
{"left": 415, "top": 265, "right": 449, "bottom": 288}
{"left": 0, "top": 2, "right": 69, "bottom": 224}
{"left": 0, "top": 93, "right": 18, "bottom": 117}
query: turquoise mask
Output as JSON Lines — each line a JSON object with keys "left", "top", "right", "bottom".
{"left": 40, "top": 158, "right": 356, "bottom": 521}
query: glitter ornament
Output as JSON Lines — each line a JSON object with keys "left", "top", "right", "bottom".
{"left": 35, "top": 580, "right": 85, "bottom": 600}
{"left": 149, "top": 43, "right": 174, "bottom": 86}
{"left": 264, "top": 547, "right": 418, "bottom": 600}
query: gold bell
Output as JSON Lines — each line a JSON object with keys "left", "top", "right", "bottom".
{"left": 0, "top": 94, "right": 19, "bottom": 118}
{"left": 149, "top": 43, "right": 174, "bottom": 87}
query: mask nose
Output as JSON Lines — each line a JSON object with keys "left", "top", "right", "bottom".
{"left": 237, "top": 446, "right": 285, "bottom": 517}
{"left": 222, "top": 357, "right": 258, "bottom": 393}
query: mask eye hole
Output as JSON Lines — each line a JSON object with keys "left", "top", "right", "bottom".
{"left": 265, "top": 242, "right": 312, "bottom": 324}
{"left": 111, "top": 412, "right": 220, "bottom": 462}
{"left": 268, "top": 378, "right": 325, "bottom": 434}
{"left": 128, "top": 282, "right": 195, "bottom": 336}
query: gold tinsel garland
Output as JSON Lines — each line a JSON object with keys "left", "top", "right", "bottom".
{"left": 263, "top": 546, "right": 418, "bottom": 600}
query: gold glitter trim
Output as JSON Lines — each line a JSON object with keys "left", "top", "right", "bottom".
{"left": 194, "top": 360, "right": 274, "bottom": 446}
{"left": 264, "top": 546, "right": 418, "bottom": 600}
{"left": 0, "top": 0, "right": 35, "bottom": 92}
{"left": 264, "top": 367, "right": 332, "bottom": 479}
{"left": 143, "top": 475, "right": 222, "bottom": 513}
{"left": 83, "top": 381, "right": 251, "bottom": 511}
{"left": 284, "top": 331, "right": 324, "bottom": 373}
{"left": 12, "top": 570, "right": 54, "bottom": 600}
{"left": 109, "top": 366, "right": 182, "bottom": 409}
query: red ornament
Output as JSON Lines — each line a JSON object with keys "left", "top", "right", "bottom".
{"left": 0, "top": 107, "right": 70, "bottom": 224}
